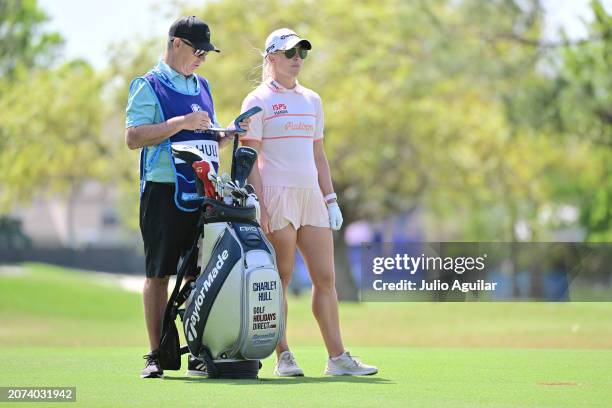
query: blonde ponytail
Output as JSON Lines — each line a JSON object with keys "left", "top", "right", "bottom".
{"left": 248, "top": 50, "right": 274, "bottom": 87}
{"left": 262, "top": 56, "right": 273, "bottom": 82}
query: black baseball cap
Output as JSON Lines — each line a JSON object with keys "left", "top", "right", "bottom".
{"left": 169, "top": 16, "right": 220, "bottom": 53}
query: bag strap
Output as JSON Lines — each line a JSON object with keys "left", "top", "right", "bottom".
{"left": 159, "top": 213, "right": 204, "bottom": 348}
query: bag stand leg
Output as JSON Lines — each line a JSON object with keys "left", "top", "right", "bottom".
{"left": 199, "top": 346, "right": 261, "bottom": 379}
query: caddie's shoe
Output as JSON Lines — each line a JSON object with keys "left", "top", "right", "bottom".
{"left": 324, "top": 351, "right": 378, "bottom": 376}
{"left": 141, "top": 351, "right": 163, "bottom": 379}
{"left": 274, "top": 351, "right": 304, "bottom": 377}
{"left": 187, "top": 355, "right": 208, "bottom": 376}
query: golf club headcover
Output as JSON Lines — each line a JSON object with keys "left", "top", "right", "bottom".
{"left": 233, "top": 147, "right": 258, "bottom": 187}
{"left": 171, "top": 144, "right": 206, "bottom": 164}
{"left": 192, "top": 160, "right": 217, "bottom": 198}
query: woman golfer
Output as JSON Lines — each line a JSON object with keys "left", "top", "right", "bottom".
{"left": 239, "top": 28, "right": 378, "bottom": 376}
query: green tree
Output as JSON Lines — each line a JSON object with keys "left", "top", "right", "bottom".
{"left": 555, "top": 1, "right": 612, "bottom": 241}
{"left": 0, "top": 61, "right": 107, "bottom": 246}
{"left": 497, "top": 0, "right": 612, "bottom": 241}
{"left": 0, "top": 0, "right": 63, "bottom": 79}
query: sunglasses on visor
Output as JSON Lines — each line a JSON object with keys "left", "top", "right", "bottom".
{"left": 176, "top": 38, "right": 208, "bottom": 57}
{"left": 283, "top": 47, "right": 308, "bottom": 59}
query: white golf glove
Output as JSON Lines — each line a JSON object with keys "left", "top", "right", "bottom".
{"left": 327, "top": 202, "right": 343, "bottom": 231}
{"left": 246, "top": 194, "right": 261, "bottom": 223}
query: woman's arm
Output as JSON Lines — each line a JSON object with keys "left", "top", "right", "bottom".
{"left": 241, "top": 140, "right": 264, "bottom": 196}
{"left": 314, "top": 139, "right": 343, "bottom": 230}
{"left": 314, "top": 139, "right": 336, "bottom": 203}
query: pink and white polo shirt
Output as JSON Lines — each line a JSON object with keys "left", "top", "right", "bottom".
{"left": 240, "top": 79, "right": 324, "bottom": 189}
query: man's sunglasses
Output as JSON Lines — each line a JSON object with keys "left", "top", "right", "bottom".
{"left": 283, "top": 47, "right": 308, "bottom": 59}
{"left": 176, "top": 38, "right": 208, "bottom": 57}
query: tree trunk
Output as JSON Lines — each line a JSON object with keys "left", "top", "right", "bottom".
{"left": 66, "top": 183, "right": 79, "bottom": 249}
{"left": 333, "top": 232, "right": 359, "bottom": 302}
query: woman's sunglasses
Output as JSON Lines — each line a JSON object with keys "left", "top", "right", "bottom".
{"left": 283, "top": 47, "right": 308, "bottom": 59}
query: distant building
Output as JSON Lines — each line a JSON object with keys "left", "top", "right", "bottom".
{"left": 12, "top": 181, "right": 137, "bottom": 249}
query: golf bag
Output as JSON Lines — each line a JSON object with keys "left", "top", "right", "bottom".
{"left": 156, "top": 123, "right": 283, "bottom": 379}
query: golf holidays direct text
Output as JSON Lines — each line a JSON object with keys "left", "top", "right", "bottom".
{"left": 370, "top": 254, "right": 498, "bottom": 293}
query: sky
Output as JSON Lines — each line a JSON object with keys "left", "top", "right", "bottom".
{"left": 39, "top": 0, "right": 611, "bottom": 69}
{"left": 38, "top": 0, "right": 201, "bottom": 68}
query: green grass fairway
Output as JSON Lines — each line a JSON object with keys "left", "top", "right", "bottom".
{"left": 1, "top": 263, "right": 612, "bottom": 407}
{"left": 1, "top": 346, "right": 610, "bottom": 408}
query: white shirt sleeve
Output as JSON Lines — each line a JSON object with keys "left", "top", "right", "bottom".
{"left": 240, "top": 94, "right": 264, "bottom": 141}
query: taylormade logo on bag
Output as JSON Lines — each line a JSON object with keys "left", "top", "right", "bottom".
{"left": 186, "top": 249, "right": 230, "bottom": 342}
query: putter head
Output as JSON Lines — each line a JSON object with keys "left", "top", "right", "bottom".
{"left": 233, "top": 147, "right": 258, "bottom": 187}
{"left": 171, "top": 144, "right": 206, "bottom": 165}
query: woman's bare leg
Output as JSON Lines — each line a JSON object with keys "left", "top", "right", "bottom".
{"left": 266, "top": 224, "right": 298, "bottom": 356}
{"left": 297, "top": 225, "right": 344, "bottom": 357}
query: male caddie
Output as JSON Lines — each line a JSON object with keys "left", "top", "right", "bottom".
{"left": 125, "top": 16, "right": 249, "bottom": 379}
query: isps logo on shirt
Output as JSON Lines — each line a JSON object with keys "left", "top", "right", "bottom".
{"left": 272, "top": 103, "right": 288, "bottom": 115}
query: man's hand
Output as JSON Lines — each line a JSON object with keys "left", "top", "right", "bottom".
{"left": 182, "top": 111, "right": 212, "bottom": 131}
{"left": 224, "top": 117, "right": 251, "bottom": 135}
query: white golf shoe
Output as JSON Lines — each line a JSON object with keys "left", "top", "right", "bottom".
{"left": 324, "top": 351, "right": 378, "bottom": 376}
{"left": 274, "top": 351, "right": 304, "bottom": 377}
